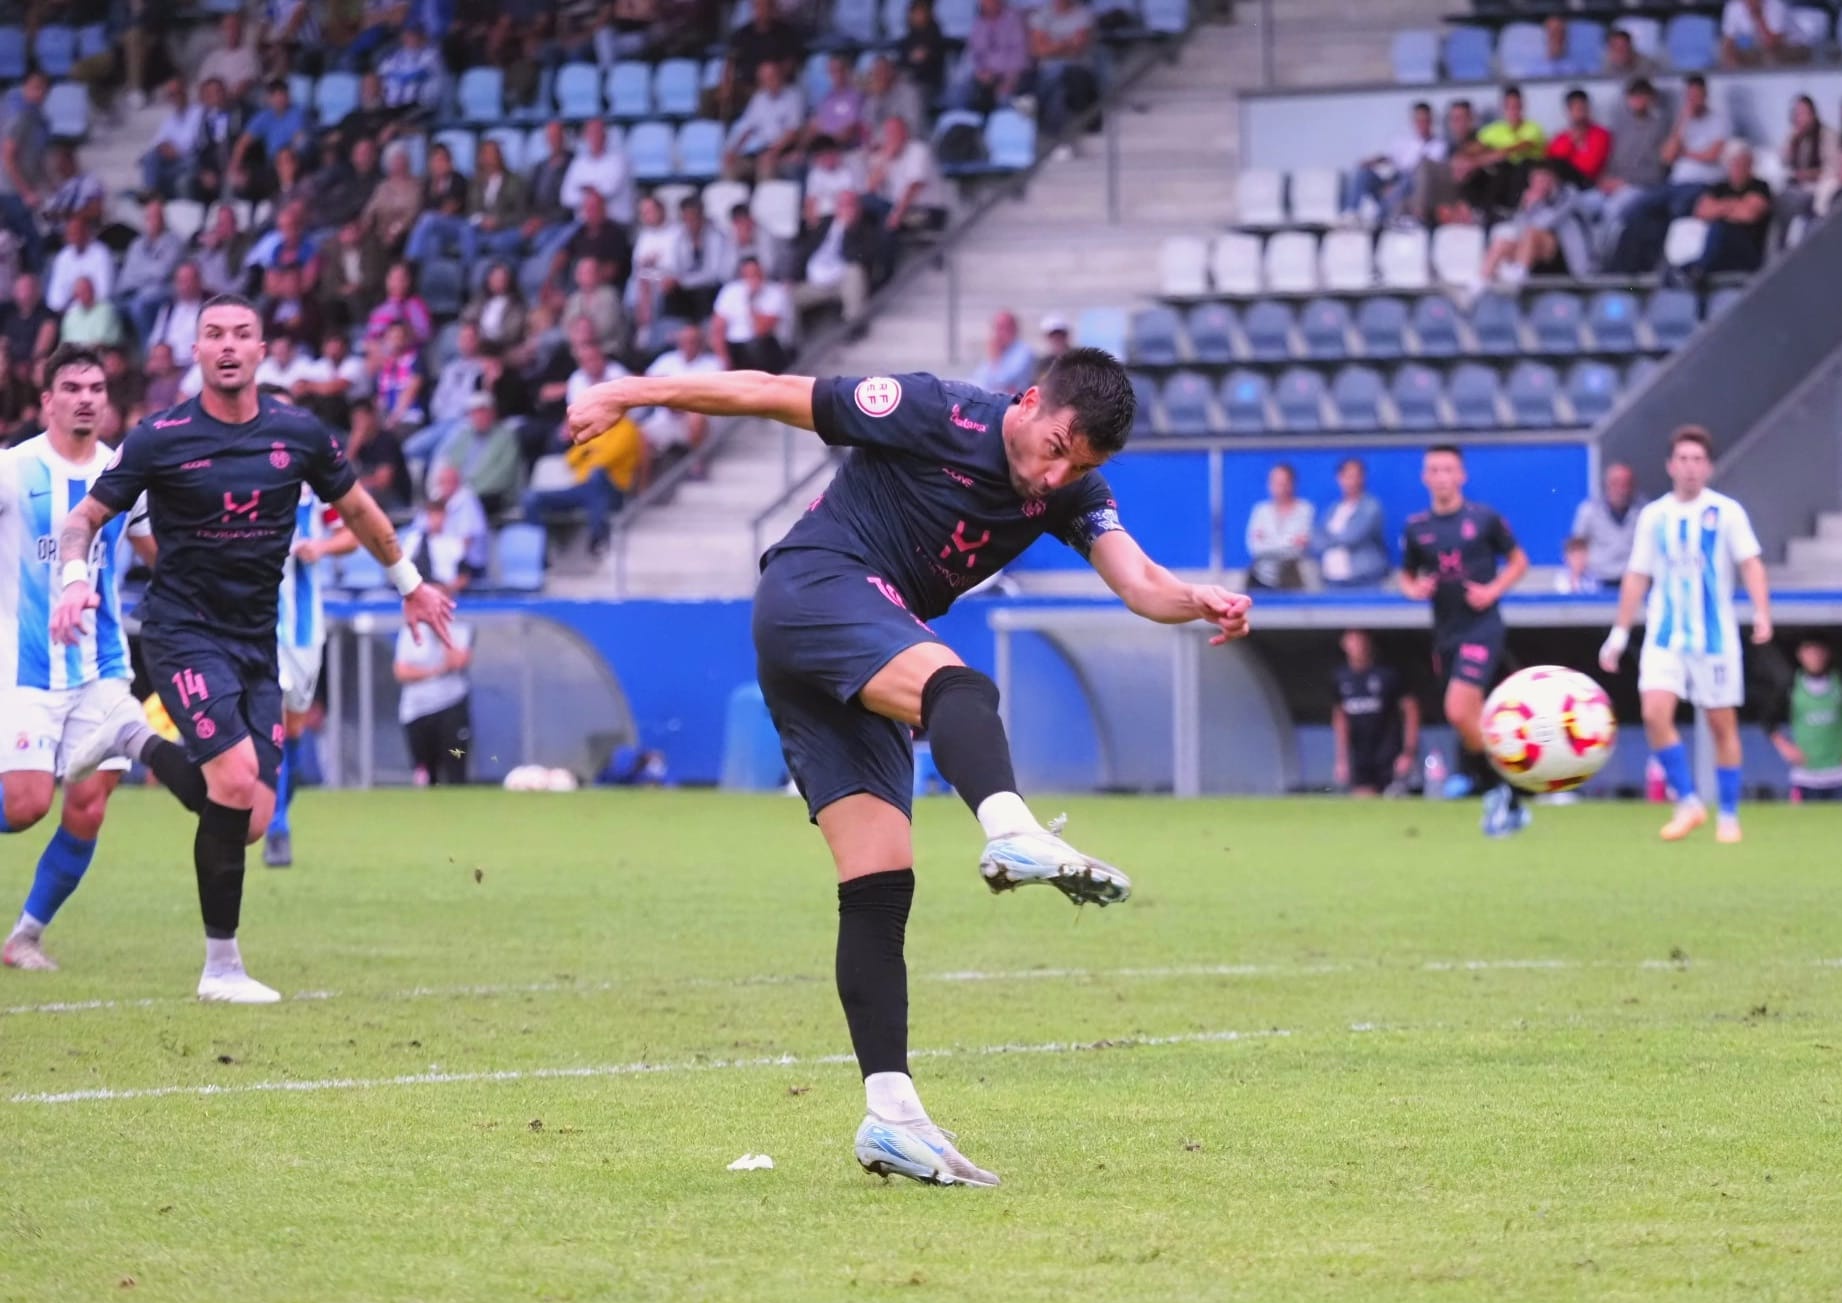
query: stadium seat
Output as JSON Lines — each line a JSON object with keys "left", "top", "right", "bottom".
{"left": 653, "top": 182, "right": 696, "bottom": 215}
{"left": 1240, "top": 300, "right": 1295, "bottom": 361}
{"left": 655, "top": 59, "right": 702, "bottom": 117}
{"left": 1506, "top": 361, "right": 1561, "bottom": 427}
{"left": 932, "top": 108, "right": 987, "bottom": 177}
{"left": 1186, "top": 303, "right": 1236, "bottom": 364}
{"left": 494, "top": 524, "right": 547, "bottom": 593}
{"left": 1376, "top": 227, "right": 1430, "bottom": 290}
{"left": 1528, "top": 291, "right": 1583, "bottom": 353}
{"left": 1331, "top": 366, "right": 1387, "bottom": 430}
{"left": 1264, "top": 231, "right": 1319, "bottom": 293}
{"left": 1647, "top": 288, "right": 1700, "bottom": 348}
{"left": 1707, "top": 286, "right": 1744, "bottom": 319}
{"left": 1274, "top": 368, "right": 1329, "bottom": 432}
{"left": 0, "top": 27, "right": 24, "bottom": 80}
{"left": 984, "top": 109, "right": 1036, "bottom": 170}
{"left": 1567, "top": 361, "right": 1620, "bottom": 424}
{"left": 1356, "top": 297, "right": 1408, "bottom": 358}
{"left": 1129, "top": 306, "right": 1184, "bottom": 366}
{"left": 1144, "top": 0, "right": 1190, "bottom": 35}
{"left": 1128, "top": 372, "right": 1160, "bottom": 437}
{"left": 1497, "top": 22, "right": 1548, "bottom": 78}
{"left": 1298, "top": 298, "right": 1353, "bottom": 359}
{"left": 1219, "top": 370, "right": 1272, "bottom": 432}
{"left": 1160, "top": 235, "right": 1211, "bottom": 297}
{"left": 702, "top": 179, "right": 751, "bottom": 232}
{"left": 44, "top": 82, "right": 87, "bottom": 139}
{"left": 1392, "top": 29, "right": 1440, "bottom": 84}
{"left": 1664, "top": 217, "right": 1709, "bottom": 267}
{"left": 676, "top": 120, "right": 725, "bottom": 180}
{"left": 1160, "top": 371, "right": 1215, "bottom": 432}
{"left": 750, "top": 179, "right": 802, "bottom": 241}
{"left": 1469, "top": 292, "right": 1521, "bottom": 355}
{"left": 1448, "top": 363, "right": 1503, "bottom": 428}
{"left": 1620, "top": 17, "right": 1661, "bottom": 58}
{"left": 799, "top": 52, "right": 831, "bottom": 106}
{"left": 76, "top": 22, "right": 107, "bottom": 60}
{"left": 164, "top": 199, "right": 205, "bottom": 241}
{"left": 1443, "top": 26, "right": 1493, "bottom": 80}
{"left": 457, "top": 67, "right": 504, "bottom": 123}
{"left": 555, "top": 63, "right": 603, "bottom": 119}
{"left": 434, "top": 128, "right": 476, "bottom": 178}
{"left": 315, "top": 72, "right": 360, "bottom": 125}
{"left": 288, "top": 73, "right": 313, "bottom": 111}
{"left": 1210, "top": 232, "right": 1263, "bottom": 295}
{"left": 1665, "top": 14, "right": 1718, "bottom": 70}
{"left": 936, "top": 0, "right": 978, "bottom": 39}
{"left": 419, "top": 259, "right": 466, "bottom": 317}
{"left": 1410, "top": 295, "right": 1461, "bottom": 356}
{"left": 1289, "top": 169, "right": 1340, "bottom": 226}
{"left": 32, "top": 24, "right": 74, "bottom": 77}
{"left": 1235, "top": 169, "right": 1285, "bottom": 227}
{"left": 1077, "top": 306, "right": 1130, "bottom": 361}
{"left": 1567, "top": 20, "right": 1606, "bottom": 71}
{"left": 607, "top": 61, "right": 653, "bottom": 120}
{"left": 1586, "top": 290, "right": 1640, "bottom": 353}
{"left": 880, "top": 0, "right": 908, "bottom": 39}
{"left": 627, "top": 122, "right": 676, "bottom": 181}
{"left": 1790, "top": 6, "right": 1831, "bottom": 46}
{"left": 1391, "top": 363, "right": 1443, "bottom": 430}
{"left": 484, "top": 125, "right": 526, "bottom": 173}
{"left": 1430, "top": 224, "right": 1483, "bottom": 285}
{"left": 832, "top": 0, "right": 881, "bottom": 43}
{"left": 1318, "top": 229, "right": 1373, "bottom": 291}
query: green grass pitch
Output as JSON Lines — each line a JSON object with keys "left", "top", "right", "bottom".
{"left": 4, "top": 789, "right": 1841, "bottom": 1302}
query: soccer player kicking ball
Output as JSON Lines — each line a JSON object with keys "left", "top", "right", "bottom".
{"left": 1599, "top": 426, "right": 1772, "bottom": 843}
{"left": 567, "top": 352, "right": 1251, "bottom": 1187}
{"left": 0, "top": 346, "right": 157, "bottom": 971}
{"left": 51, "top": 296, "right": 454, "bottom": 1002}
{"left": 1398, "top": 445, "right": 1531, "bottom": 837}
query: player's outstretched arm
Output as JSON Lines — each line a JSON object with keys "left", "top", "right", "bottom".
{"left": 1599, "top": 570, "right": 1651, "bottom": 671}
{"left": 567, "top": 371, "right": 817, "bottom": 446}
{"left": 1739, "top": 556, "right": 1773, "bottom": 644}
{"left": 1087, "top": 531, "right": 1252, "bottom": 645}
{"left": 49, "top": 495, "right": 120, "bottom": 645}
{"left": 329, "top": 483, "right": 457, "bottom": 649}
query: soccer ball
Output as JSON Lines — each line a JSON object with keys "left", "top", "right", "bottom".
{"left": 1481, "top": 666, "right": 1618, "bottom": 793}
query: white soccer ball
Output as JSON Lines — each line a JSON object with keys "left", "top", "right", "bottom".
{"left": 1481, "top": 665, "right": 1618, "bottom": 793}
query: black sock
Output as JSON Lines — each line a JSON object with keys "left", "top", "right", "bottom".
{"left": 195, "top": 801, "right": 250, "bottom": 940}
{"left": 141, "top": 738, "right": 208, "bottom": 814}
{"left": 920, "top": 666, "right": 1018, "bottom": 816}
{"left": 835, "top": 869, "right": 914, "bottom": 1079}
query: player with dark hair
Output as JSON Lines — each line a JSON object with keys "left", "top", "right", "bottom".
{"left": 1400, "top": 444, "right": 1530, "bottom": 836}
{"left": 566, "top": 350, "right": 1253, "bottom": 1187}
{"left": 0, "top": 344, "right": 159, "bottom": 970}
{"left": 1332, "top": 630, "right": 1419, "bottom": 797}
{"left": 50, "top": 294, "right": 453, "bottom": 1002}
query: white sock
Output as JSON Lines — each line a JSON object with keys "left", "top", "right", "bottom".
{"left": 865, "top": 1071, "right": 927, "bottom": 1124}
{"left": 975, "top": 792, "right": 1041, "bottom": 840}
{"left": 11, "top": 912, "right": 44, "bottom": 940}
{"left": 204, "top": 936, "right": 244, "bottom": 975}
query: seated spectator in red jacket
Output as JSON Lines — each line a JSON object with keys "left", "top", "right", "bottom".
{"left": 1547, "top": 89, "right": 1612, "bottom": 187}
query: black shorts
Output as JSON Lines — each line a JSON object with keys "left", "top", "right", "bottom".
{"left": 142, "top": 623, "right": 283, "bottom": 787}
{"left": 752, "top": 550, "right": 943, "bottom": 823}
{"left": 405, "top": 698, "right": 471, "bottom": 786}
{"left": 1348, "top": 752, "right": 1394, "bottom": 792}
{"left": 1433, "top": 624, "right": 1506, "bottom": 693}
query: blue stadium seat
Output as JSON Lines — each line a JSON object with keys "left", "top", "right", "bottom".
{"left": 1219, "top": 370, "right": 1271, "bottom": 432}
{"left": 1496, "top": 22, "right": 1547, "bottom": 78}
{"left": 655, "top": 59, "right": 702, "bottom": 117}
{"left": 315, "top": 72, "right": 360, "bottom": 126}
{"left": 484, "top": 125, "right": 526, "bottom": 173}
{"left": 1160, "top": 371, "right": 1215, "bottom": 432}
{"left": 1274, "top": 368, "right": 1328, "bottom": 432}
{"left": 419, "top": 259, "right": 466, "bottom": 317}
{"left": 1356, "top": 297, "right": 1409, "bottom": 358}
{"left": 288, "top": 73, "right": 313, "bottom": 111}
{"left": 1528, "top": 291, "right": 1583, "bottom": 353}
{"left": 1128, "top": 371, "right": 1159, "bottom": 437}
{"left": 0, "top": 27, "right": 25, "bottom": 80}
{"left": 434, "top": 128, "right": 476, "bottom": 177}
{"left": 44, "top": 82, "right": 87, "bottom": 139}
{"left": 1469, "top": 292, "right": 1521, "bottom": 355}
{"left": 1448, "top": 363, "right": 1503, "bottom": 428}
{"left": 1567, "top": 19, "right": 1606, "bottom": 71}
{"left": 494, "top": 525, "right": 548, "bottom": 593}
{"left": 627, "top": 121, "right": 677, "bottom": 182}
{"left": 831, "top": 0, "right": 881, "bottom": 44}
{"left": 1299, "top": 298, "right": 1352, "bottom": 359}
{"left": 75, "top": 22, "right": 108, "bottom": 61}
{"left": 1391, "top": 30, "right": 1439, "bottom": 84}
{"left": 1587, "top": 290, "right": 1640, "bottom": 353}
{"left": 1331, "top": 366, "right": 1386, "bottom": 430}
{"left": 33, "top": 24, "right": 74, "bottom": 77}
{"left": 1143, "top": 0, "right": 1190, "bottom": 35}
{"left": 676, "top": 120, "right": 725, "bottom": 180}
{"left": 555, "top": 62, "right": 603, "bottom": 119}
{"left": 1443, "top": 26, "right": 1493, "bottom": 80}
{"left": 1646, "top": 289, "right": 1700, "bottom": 348}
{"left": 1506, "top": 361, "right": 1561, "bottom": 426}
{"left": 1185, "top": 303, "right": 1236, "bottom": 365}
{"left": 1391, "top": 364, "right": 1444, "bottom": 430}
{"left": 799, "top": 52, "right": 831, "bottom": 105}
{"left": 1410, "top": 295, "right": 1461, "bottom": 356}
{"left": 514, "top": 67, "right": 554, "bottom": 122}
{"left": 936, "top": 0, "right": 978, "bottom": 40}
{"left": 984, "top": 109, "right": 1036, "bottom": 170}
{"left": 1239, "top": 300, "right": 1294, "bottom": 362}
{"left": 1077, "top": 307, "right": 1130, "bottom": 361}
{"left": 881, "top": 0, "right": 908, "bottom": 40}
{"left": 1129, "top": 306, "right": 1183, "bottom": 366}
{"left": 1567, "top": 361, "right": 1620, "bottom": 424}
{"left": 457, "top": 67, "right": 504, "bottom": 123}
{"left": 1665, "top": 14, "right": 1718, "bottom": 71}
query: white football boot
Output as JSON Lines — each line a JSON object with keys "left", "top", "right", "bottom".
{"left": 3, "top": 932, "right": 59, "bottom": 971}
{"left": 197, "top": 970, "right": 282, "bottom": 1004}
{"left": 854, "top": 1115, "right": 1000, "bottom": 1187}
{"left": 979, "top": 814, "right": 1131, "bottom": 906}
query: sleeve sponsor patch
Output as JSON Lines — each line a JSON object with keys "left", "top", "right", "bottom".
{"left": 853, "top": 377, "right": 903, "bottom": 418}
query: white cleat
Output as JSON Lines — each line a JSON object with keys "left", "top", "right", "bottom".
{"left": 854, "top": 1115, "right": 1000, "bottom": 1187}
{"left": 64, "top": 690, "right": 155, "bottom": 785}
{"left": 3, "top": 933, "right": 59, "bottom": 971}
{"left": 197, "top": 971, "right": 282, "bottom": 1004}
{"left": 979, "top": 815, "right": 1131, "bottom": 906}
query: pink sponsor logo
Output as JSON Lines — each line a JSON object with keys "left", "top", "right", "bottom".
{"left": 222, "top": 490, "right": 261, "bottom": 523}
{"left": 1461, "top": 518, "right": 1477, "bottom": 541}
{"left": 152, "top": 417, "right": 191, "bottom": 429}
{"left": 180, "top": 458, "right": 213, "bottom": 470}
{"left": 942, "top": 466, "right": 974, "bottom": 487}
{"left": 947, "top": 404, "right": 986, "bottom": 433}
{"left": 1460, "top": 643, "right": 1489, "bottom": 662}
{"left": 938, "top": 519, "right": 991, "bottom": 568}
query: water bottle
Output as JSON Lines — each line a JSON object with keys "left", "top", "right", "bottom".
{"left": 1423, "top": 749, "right": 1449, "bottom": 800}
{"left": 1645, "top": 756, "right": 1667, "bottom": 804}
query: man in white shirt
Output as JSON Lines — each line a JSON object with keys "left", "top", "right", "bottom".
{"left": 45, "top": 218, "right": 113, "bottom": 313}
{"left": 802, "top": 135, "right": 865, "bottom": 226}
{"left": 1721, "top": 0, "right": 1804, "bottom": 65}
{"left": 195, "top": 13, "right": 259, "bottom": 102}
{"left": 140, "top": 79, "right": 203, "bottom": 199}
{"left": 1345, "top": 100, "right": 1447, "bottom": 223}
{"left": 661, "top": 195, "right": 733, "bottom": 320}
{"left": 1600, "top": 425, "right": 1773, "bottom": 844}
{"left": 865, "top": 117, "right": 946, "bottom": 240}
{"left": 724, "top": 61, "right": 805, "bottom": 182}
{"left": 559, "top": 118, "right": 634, "bottom": 226}
{"left": 711, "top": 255, "right": 791, "bottom": 372}
{"left": 793, "top": 189, "right": 874, "bottom": 326}
{"left": 639, "top": 323, "right": 724, "bottom": 457}
{"left": 564, "top": 321, "right": 631, "bottom": 410}
{"left": 295, "top": 329, "right": 370, "bottom": 426}
{"left": 253, "top": 332, "right": 316, "bottom": 394}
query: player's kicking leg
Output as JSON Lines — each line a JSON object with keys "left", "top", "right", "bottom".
{"left": 1446, "top": 676, "right": 1529, "bottom": 839}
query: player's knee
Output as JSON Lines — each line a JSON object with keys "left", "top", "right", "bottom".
{"left": 3, "top": 778, "right": 54, "bottom": 830}
{"left": 59, "top": 788, "right": 110, "bottom": 841}
{"left": 203, "top": 756, "right": 263, "bottom": 811}
{"left": 919, "top": 665, "right": 999, "bottom": 727}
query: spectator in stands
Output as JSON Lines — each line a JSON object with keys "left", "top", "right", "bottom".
{"left": 726, "top": 61, "right": 807, "bottom": 182}
{"left": 901, "top": 0, "right": 950, "bottom": 99}
{"left": 661, "top": 195, "right": 732, "bottom": 321}
{"left": 407, "top": 322, "right": 490, "bottom": 463}
{"left": 39, "top": 144, "right": 105, "bottom": 231}
{"left": 1529, "top": 15, "right": 1594, "bottom": 78}
{"left": 396, "top": 576, "right": 474, "bottom": 786}
{"left": 406, "top": 142, "right": 476, "bottom": 265}
{"left": 1332, "top": 630, "right": 1418, "bottom": 796}
{"left": 731, "top": 204, "right": 792, "bottom": 283}
{"left": 1584, "top": 78, "right": 1669, "bottom": 260}
{"left": 408, "top": 463, "right": 490, "bottom": 586}
{"left": 557, "top": 317, "right": 631, "bottom": 422}
{"left": 562, "top": 118, "right": 636, "bottom": 227}
{"left": 1774, "top": 94, "right": 1836, "bottom": 245}
{"left": 527, "top": 121, "right": 575, "bottom": 235}
{"left": 0, "top": 72, "right": 51, "bottom": 266}
{"left": 1554, "top": 536, "right": 1600, "bottom": 594}
{"left": 342, "top": 72, "right": 411, "bottom": 148}
{"left": 230, "top": 80, "right": 309, "bottom": 201}
{"left": 295, "top": 330, "right": 368, "bottom": 426}
{"left": 1475, "top": 162, "right": 1580, "bottom": 289}
{"left": 115, "top": 199, "right": 186, "bottom": 346}
{"left": 1687, "top": 144, "right": 1773, "bottom": 275}
{"left": 260, "top": 0, "right": 323, "bottom": 73}
{"left": 969, "top": 309, "right": 1035, "bottom": 393}
{"left": 552, "top": 189, "right": 632, "bottom": 294}
{"left": 60, "top": 277, "right": 121, "bottom": 348}
{"left": 374, "top": 320, "right": 428, "bottom": 435}
{"left": 1245, "top": 463, "right": 1314, "bottom": 591}
{"left": 954, "top": 0, "right": 1032, "bottom": 113}
{"left": 142, "top": 344, "right": 183, "bottom": 415}
{"left": 803, "top": 135, "right": 865, "bottom": 228}
{"left": 267, "top": 147, "right": 316, "bottom": 214}
{"left": 1722, "top": 0, "right": 1806, "bottom": 67}
{"left": 626, "top": 194, "right": 674, "bottom": 331}
{"left": 246, "top": 200, "right": 320, "bottom": 293}
{"left": 46, "top": 219, "right": 112, "bottom": 313}
{"left": 366, "top": 261, "right": 434, "bottom": 346}
{"left": 187, "top": 77, "right": 240, "bottom": 204}
{"left": 865, "top": 116, "right": 947, "bottom": 250}
{"left": 1343, "top": 100, "right": 1444, "bottom": 225}
{"left": 862, "top": 54, "right": 924, "bottom": 136}
{"left": 441, "top": 392, "right": 523, "bottom": 516}
{"left": 1463, "top": 85, "right": 1546, "bottom": 222}
{"left": 725, "top": 0, "right": 805, "bottom": 116}
{"left": 564, "top": 256, "right": 626, "bottom": 354}
{"left": 468, "top": 137, "right": 529, "bottom": 261}
{"left": 307, "top": 136, "right": 383, "bottom": 232}
{"left": 1313, "top": 457, "right": 1389, "bottom": 589}
{"left": 793, "top": 188, "right": 876, "bottom": 329}
{"left": 1035, "top": 313, "right": 1071, "bottom": 378}
{"left": 712, "top": 255, "right": 791, "bottom": 373}
{"left": 345, "top": 399, "right": 413, "bottom": 512}
{"left": 806, "top": 53, "right": 868, "bottom": 152}
{"left": 1608, "top": 74, "right": 1728, "bottom": 273}
{"left": 318, "top": 221, "right": 384, "bottom": 331}
{"left": 379, "top": 24, "right": 446, "bottom": 112}
{"left": 146, "top": 261, "right": 205, "bottom": 360}
{"left": 521, "top": 411, "right": 642, "bottom": 555}
{"left": 254, "top": 330, "right": 315, "bottom": 392}
{"left": 0, "top": 273, "right": 56, "bottom": 375}
{"left": 363, "top": 142, "right": 426, "bottom": 260}
{"left": 259, "top": 262, "right": 322, "bottom": 345}
{"left": 1547, "top": 89, "right": 1612, "bottom": 189}
{"left": 639, "top": 322, "right": 722, "bottom": 472}
{"left": 0, "top": 337, "right": 36, "bottom": 444}
{"left": 463, "top": 262, "right": 530, "bottom": 352}
{"left": 142, "top": 80, "right": 203, "bottom": 200}
{"left": 1407, "top": 98, "right": 1477, "bottom": 228}
{"left": 1029, "top": 0, "right": 1098, "bottom": 138}
{"left": 1570, "top": 461, "right": 1643, "bottom": 586}
{"left": 197, "top": 14, "right": 260, "bottom": 103}
{"left": 1603, "top": 28, "right": 1659, "bottom": 79}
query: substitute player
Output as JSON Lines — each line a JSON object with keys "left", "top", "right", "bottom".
{"left": 1332, "top": 630, "right": 1420, "bottom": 797}
{"left": 50, "top": 295, "right": 453, "bottom": 1002}
{"left": 0, "top": 345, "right": 156, "bottom": 971}
{"left": 1399, "top": 445, "right": 1531, "bottom": 837}
{"left": 1599, "top": 426, "right": 1771, "bottom": 843}
{"left": 567, "top": 352, "right": 1252, "bottom": 1188}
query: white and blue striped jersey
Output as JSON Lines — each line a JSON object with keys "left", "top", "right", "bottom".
{"left": 277, "top": 490, "right": 338, "bottom": 652}
{"left": 0, "top": 435, "right": 150, "bottom": 691}
{"left": 1628, "top": 489, "right": 1762, "bottom": 656}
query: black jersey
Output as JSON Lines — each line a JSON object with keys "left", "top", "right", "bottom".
{"left": 90, "top": 394, "right": 357, "bottom": 641}
{"left": 763, "top": 373, "right": 1124, "bottom": 621}
{"left": 1335, "top": 664, "right": 1405, "bottom": 764}
{"left": 1400, "top": 501, "right": 1517, "bottom": 639}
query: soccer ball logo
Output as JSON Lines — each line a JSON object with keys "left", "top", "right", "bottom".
{"left": 1483, "top": 666, "right": 1617, "bottom": 793}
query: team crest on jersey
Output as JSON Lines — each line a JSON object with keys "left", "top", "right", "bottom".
{"left": 13, "top": 732, "right": 28, "bottom": 751}
{"left": 1461, "top": 518, "right": 1477, "bottom": 540}
{"left": 1702, "top": 506, "right": 1720, "bottom": 529}
{"left": 854, "top": 377, "right": 902, "bottom": 418}
{"left": 270, "top": 442, "right": 292, "bottom": 470}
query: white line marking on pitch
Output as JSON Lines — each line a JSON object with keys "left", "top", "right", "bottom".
{"left": 5, "top": 1028, "right": 1289, "bottom": 1106}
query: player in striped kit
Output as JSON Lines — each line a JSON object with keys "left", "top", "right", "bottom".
{"left": 0, "top": 346, "right": 156, "bottom": 971}
{"left": 1600, "top": 426, "right": 1774, "bottom": 843}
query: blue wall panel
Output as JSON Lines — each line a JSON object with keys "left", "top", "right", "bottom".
{"left": 1007, "top": 450, "right": 1214, "bottom": 571}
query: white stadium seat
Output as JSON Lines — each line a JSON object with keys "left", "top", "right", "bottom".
{"left": 1431, "top": 223, "right": 1485, "bottom": 285}
{"left": 1235, "top": 168, "right": 1285, "bottom": 227}
{"left": 1318, "top": 229, "right": 1374, "bottom": 291}
{"left": 1210, "top": 231, "right": 1264, "bottom": 295}
{"left": 1263, "top": 230, "right": 1320, "bottom": 293}
{"left": 1288, "top": 168, "right": 1340, "bottom": 226}
{"left": 1376, "top": 227, "right": 1430, "bottom": 290}
{"left": 1159, "top": 235, "right": 1212, "bottom": 297}
{"left": 1664, "top": 217, "right": 1709, "bottom": 267}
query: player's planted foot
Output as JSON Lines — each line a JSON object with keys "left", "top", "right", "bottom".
{"left": 1660, "top": 800, "right": 1708, "bottom": 841}
{"left": 264, "top": 830, "right": 293, "bottom": 869}
{"left": 63, "top": 691, "right": 156, "bottom": 786}
{"left": 854, "top": 1115, "right": 1000, "bottom": 1187}
{"left": 1716, "top": 816, "right": 1743, "bottom": 844}
{"left": 197, "top": 969, "right": 282, "bottom": 1003}
{"left": 980, "top": 814, "right": 1131, "bottom": 906}
{"left": 1480, "top": 785, "right": 1531, "bottom": 838}
{"left": 3, "top": 932, "right": 59, "bottom": 971}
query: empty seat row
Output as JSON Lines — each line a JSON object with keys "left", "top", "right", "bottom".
{"left": 1392, "top": 11, "right": 1818, "bottom": 82}
{"left": 0, "top": 23, "right": 108, "bottom": 81}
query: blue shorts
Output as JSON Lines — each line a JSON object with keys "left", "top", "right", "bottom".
{"left": 142, "top": 623, "right": 283, "bottom": 788}
{"left": 752, "top": 550, "right": 942, "bottom": 822}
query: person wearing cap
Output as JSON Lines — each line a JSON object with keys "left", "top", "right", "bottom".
{"left": 1033, "top": 314, "right": 1072, "bottom": 381}
{"left": 969, "top": 310, "right": 1035, "bottom": 394}
{"left": 438, "top": 390, "right": 521, "bottom": 515}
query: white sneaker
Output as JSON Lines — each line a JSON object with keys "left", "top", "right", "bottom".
{"left": 197, "top": 970, "right": 282, "bottom": 1003}
{"left": 980, "top": 815, "right": 1131, "bottom": 906}
{"left": 64, "top": 691, "right": 155, "bottom": 785}
{"left": 854, "top": 1115, "right": 1000, "bottom": 1187}
{"left": 3, "top": 932, "right": 58, "bottom": 971}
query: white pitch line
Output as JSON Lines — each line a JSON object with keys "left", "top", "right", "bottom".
{"left": 6, "top": 1027, "right": 1288, "bottom": 1107}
